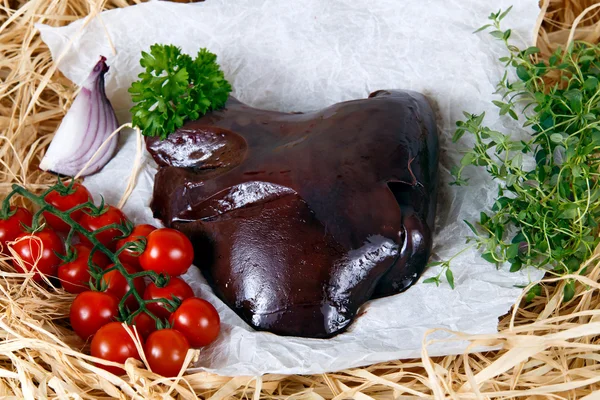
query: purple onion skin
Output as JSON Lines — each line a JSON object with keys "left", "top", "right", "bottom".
{"left": 39, "top": 56, "right": 119, "bottom": 177}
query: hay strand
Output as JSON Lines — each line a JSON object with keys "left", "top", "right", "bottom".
{"left": 1, "top": 0, "right": 600, "bottom": 398}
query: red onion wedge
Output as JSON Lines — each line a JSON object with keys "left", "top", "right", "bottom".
{"left": 40, "top": 56, "right": 119, "bottom": 177}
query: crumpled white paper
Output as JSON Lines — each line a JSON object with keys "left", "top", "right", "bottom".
{"left": 37, "top": 0, "right": 544, "bottom": 376}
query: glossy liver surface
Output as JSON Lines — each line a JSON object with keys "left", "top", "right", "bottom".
{"left": 147, "top": 90, "right": 439, "bottom": 338}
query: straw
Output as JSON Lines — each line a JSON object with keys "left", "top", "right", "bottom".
{"left": 1, "top": 0, "right": 600, "bottom": 397}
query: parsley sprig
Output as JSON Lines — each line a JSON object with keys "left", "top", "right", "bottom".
{"left": 129, "top": 44, "right": 231, "bottom": 139}
{"left": 430, "top": 8, "right": 600, "bottom": 301}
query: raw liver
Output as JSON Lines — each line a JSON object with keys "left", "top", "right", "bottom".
{"left": 146, "top": 90, "right": 438, "bottom": 338}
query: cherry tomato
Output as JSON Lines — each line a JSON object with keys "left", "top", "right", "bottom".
{"left": 78, "top": 206, "right": 128, "bottom": 251}
{"left": 169, "top": 297, "right": 220, "bottom": 347}
{"left": 140, "top": 228, "right": 194, "bottom": 276}
{"left": 58, "top": 244, "right": 110, "bottom": 293}
{"left": 91, "top": 322, "right": 142, "bottom": 375}
{"left": 115, "top": 224, "right": 156, "bottom": 268}
{"left": 102, "top": 263, "right": 146, "bottom": 311}
{"left": 43, "top": 182, "right": 91, "bottom": 232}
{"left": 143, "top": 277, "right": 194, "bottom": 319}
{"left": 144, "top": 329, "right": 190, "bottom": 377}
{"left": 11, "top": 230, "right": 63, "bottom": 282}
{"left": 0, "top": 207, "right": 32, "bottom": 252}
{"left": 130, "top": 312, "right": 157, "bottom": 339}
{"left": 70, "top": 291, "right": 119, "bottom": 340}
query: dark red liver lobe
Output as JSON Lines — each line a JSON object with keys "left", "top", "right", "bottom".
{"left": 146, "top": 89, "right": 439, "bottom": 338}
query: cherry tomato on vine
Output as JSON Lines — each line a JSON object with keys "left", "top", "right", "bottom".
{"left": 43, "top": 182, "right": 91, "bottom": 232}
{"left": 91, "top": 322, "right": 142, "bottom": 375}
{"left": 144, "top": 329, "right": 190, "bottom": 377}
{"left": 140, "top": 228, "right": 194, "bottom": 276}
{"left": 169, "top": 297, "right": 220, "bottom": 347}
{"left": 11, "top": 230, "right": 63, "bottom": 282}
{"left": 70, "top": 291, "right": 119, "bottom": 340}
{"left": 102, "top": 263, "right": 146, "bottom": 311}
{"left": 0, "top": 207, "right": 32, "bottom": 251}
{"left": 115, "top": 224, "right": 156, "bottom": 268}
{"left": 143, "top": 277, "right": 194, "bottom": 319}
{"left": 130, "top": 311, "right": 157, "bottom": 339}
{"left": 58, "top": 244, "right": 110, "bottom": 294}
{"left": 78, "top": 205, "right": 129, "bottom": 251}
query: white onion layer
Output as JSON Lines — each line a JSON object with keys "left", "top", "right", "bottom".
{"left": 39, "top": 56, "right": 119, "bottom": 177}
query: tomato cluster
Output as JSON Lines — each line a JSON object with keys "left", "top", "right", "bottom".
{"left": 1, "top": 181, "right": 221, "bottom": 378}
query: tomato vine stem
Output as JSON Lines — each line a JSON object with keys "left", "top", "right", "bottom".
{"left": 5, "top": 182, "right": 177, "bottom": 328}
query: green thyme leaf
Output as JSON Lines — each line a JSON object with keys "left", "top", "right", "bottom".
{"left": 445, "top": 269, "right": 455, "bottom": 289}
{"left": 445, "top": 8, "right": 600, "bottom": 298}
{"left": 563, "top": 280, "right": 576, "bottom": 302}
{"left": 423, "top": 277, "right": 440, "bottom": 286}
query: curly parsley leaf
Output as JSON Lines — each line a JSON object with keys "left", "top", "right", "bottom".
{"left": 129, "top": 44, "right": 232, "bottom": 139}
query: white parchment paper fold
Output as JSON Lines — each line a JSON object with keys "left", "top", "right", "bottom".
{"left": 37, "top": 0, "right": 544, "bottom": 376}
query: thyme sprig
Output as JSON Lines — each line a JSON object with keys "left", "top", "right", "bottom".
{"left": 429, "top": 8, "right": 600, "bottom": 301}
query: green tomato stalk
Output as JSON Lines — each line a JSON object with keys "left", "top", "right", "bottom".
{"left": 4, "top": 182, "right": 178, "bottom": 328}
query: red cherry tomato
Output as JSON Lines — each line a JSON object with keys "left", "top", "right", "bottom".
{"left": 58, "top": 244, "right": 110, "bottom": 293}
{"left": 11, "top": 230, "right": 63, "bottom": 282}
{"left": 70, "top": 291, "right": 119, "bottom": 340}
{"left": 143, "top": 277, "right": 195, "bottom": 319}
{"left": 91, "top": 322, "right": 142, "bottom": 375}
{"left": 0, "top": 207, "right": 32, "bottom": 252}
{"left": 78, "top": 206, "right": 128, "bottom": 251}
{"left": 169, "top": 297, "right": 220, "bottom": 347}
{"left": 144, "top": 329, "right": 190, "bottom": 377}
{"left": 140, "top": 228, "right": 194, "bottom": 276}
{"left": 43, "top": 182, "right": 91, "bottom": 232}
{"left": 130, "top": 312, "right": 157, "bottom": 339}
{"left": 102, "top": 263, "right": 146, "bottom": 311}
{"left": 115, "top": 224, "right": 156, "bottom": 268}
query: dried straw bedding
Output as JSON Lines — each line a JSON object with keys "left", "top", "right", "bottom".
{"left": 1, "top": 0, "right": 600, "bottom": 398}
